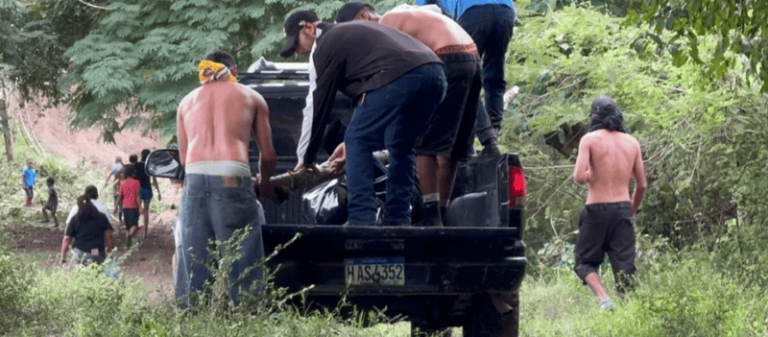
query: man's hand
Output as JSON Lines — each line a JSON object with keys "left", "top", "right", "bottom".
{"left": 294, "top": 162, "right": 319, "bottom": 172}
{"left": 256, "top": 174, "right": 275, "bottom": 199}
{"left": 326, "top": 143, "right": 347, "bottom": 175}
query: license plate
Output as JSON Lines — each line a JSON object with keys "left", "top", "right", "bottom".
{"left": 345, "top": 257, "right": 405, "bottom": 286}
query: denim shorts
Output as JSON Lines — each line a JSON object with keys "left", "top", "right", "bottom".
{"left": 174, "top": 174, "right": 266, "bottom": 306}
{"left": 140, "top": 187, "right": 153, "bottom": 201}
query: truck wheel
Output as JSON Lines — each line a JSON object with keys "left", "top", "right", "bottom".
{"left": 463, "top": 292, "right": 519, "bottom": 337}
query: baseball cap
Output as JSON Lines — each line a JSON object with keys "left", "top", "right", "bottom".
{"left": 281, "top": 10, "right": 320, "bottom": 58}
{"left": 335, "top": 1, "right": 374, "bottom": 23}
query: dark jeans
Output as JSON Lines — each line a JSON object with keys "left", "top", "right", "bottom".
{"left": 459, "top": 4, "right": 516, "bottom": 141}
{"left": 345, "top": 63, "right": 447, "bottom": 224}
{"left": 414, "top": 53, "right": 481, "bottom": 162}
{"left": 175, "top": 174, "right": 266, "bottom": 306}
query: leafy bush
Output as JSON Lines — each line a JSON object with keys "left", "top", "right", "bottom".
{"left": 0, "top": 247, "right": 32, "bottom": 334}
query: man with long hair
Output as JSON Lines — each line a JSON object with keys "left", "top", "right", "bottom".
{"left": 175, "top": 50, "right": 277, "bottom": 306}
{"left": 572, "top": 96, "right": 646, "bottom": 310}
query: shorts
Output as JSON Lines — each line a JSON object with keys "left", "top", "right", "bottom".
{"left": 573, "top": 202, "right": 636, "bottom": 292}
{"left": 140, "top": 187, "right": 153, "bottom": 201}
{"left": 44, "top": 202, "right": 57, "bottom": 213}
{"left": 414, "top": 52, "right": 481, "bottom": 162}
{"left": 24, "top": 186, "right": 34, "bottom": 197}
{"left": 123, "top": 208, "right": 140, "bottom": 229}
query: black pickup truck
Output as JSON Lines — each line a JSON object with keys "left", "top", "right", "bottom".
{"left": 146, "top": 58, "right": 528, "bottom": 336}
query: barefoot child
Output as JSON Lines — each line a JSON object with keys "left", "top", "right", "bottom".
{"left": 42, "top": 177, "right": 59, "bottom": 227}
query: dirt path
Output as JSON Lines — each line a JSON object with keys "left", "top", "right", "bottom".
{"left": 8, "top": 208, "right": 178, "bottom": 298}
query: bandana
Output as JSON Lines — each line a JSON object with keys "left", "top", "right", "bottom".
{"left": 198, "top": 60, "right": 236, "bottom": 84}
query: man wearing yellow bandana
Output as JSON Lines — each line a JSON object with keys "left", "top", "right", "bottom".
{"left": 175, "top": 50, "right": 277, "bottom": 307}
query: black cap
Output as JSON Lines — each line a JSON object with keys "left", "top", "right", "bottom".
{"left": 281, "top": 10, "right": 320, "bottom": 58}
{"left": 335, "top": 1, "right": 374, "bottom": 23}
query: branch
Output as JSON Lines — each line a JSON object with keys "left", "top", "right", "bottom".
{"left": 77, "top": 0, "right": 109, "bottom": 10}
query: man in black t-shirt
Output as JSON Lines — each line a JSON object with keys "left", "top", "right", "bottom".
{"left": 130, "top": 150, "right": 161, "bottom": 236}
{"left": 281, "top": 11, "right": 447, "bottom": 226}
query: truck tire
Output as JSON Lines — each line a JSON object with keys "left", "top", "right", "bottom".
{"left": 463, "top": 292, "right": 519, "bottom": 337}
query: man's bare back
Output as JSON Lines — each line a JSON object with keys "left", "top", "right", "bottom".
{"left": 573, "top": 129, "right": 646, "bottom": 213}
{"left": 177, "top": 81, "right": 273, "bottom": 166}
{"left": 379, "top": 9, "right": 475, "bottom": 52}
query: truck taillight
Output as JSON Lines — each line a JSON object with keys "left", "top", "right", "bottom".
{"left": 508, "top": 166, "right": 527, "bottom": 207}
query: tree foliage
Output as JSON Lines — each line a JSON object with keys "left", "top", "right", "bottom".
{"left": 0, "top": 0, "right": 101, "bottom": 103}
{"left": 502, "top": 3, "right": 768, "bottom": 281}
{"left": 623, "top": 0, "right": 768, "bottom": 92}
{"left": 64, "top": 0, "right": 410, "bottom": 142}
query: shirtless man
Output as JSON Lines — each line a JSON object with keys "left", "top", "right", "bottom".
{"left": 572, "top": 96, "right": 646, "bottom": 310}
{"left": 335, "top": 2, "right": 481, "bottom": 225}
{"left": 175, "top": 50, "right": 277, "bottom": 306}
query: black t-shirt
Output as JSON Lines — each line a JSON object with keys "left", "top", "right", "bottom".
{"left": 65, "top": 213, "right": 114, "bottom": 253}
{"left": 133, "top": 161, "right": 151, "bottom": 188}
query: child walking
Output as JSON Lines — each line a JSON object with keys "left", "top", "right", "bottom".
{"left": 42, "top": 177, "right": 59, "bottom": 227}
{"left": 118, "top": 165, "right": 142, "bottom": 248}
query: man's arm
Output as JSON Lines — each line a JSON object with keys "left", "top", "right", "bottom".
{"left": 631, "top": 141, "right": 647, "bottom": 215}
{"left": 573, "top": 136, "right": 592, "bottom": 185}
{"left": 296, "top": 42, "right": 342, "bottom": 167}
{"left": 177, "top": 100, "right": 189, "bottom": 166}
{"left": 60, "top": 236, "right": 72, "bottom": 263}
{"left": 252, "top": 93, "right": 278, "bottom": 197}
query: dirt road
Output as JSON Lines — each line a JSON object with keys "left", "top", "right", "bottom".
{"left": 8, "top": 209, "right": 177, "bottom": 298}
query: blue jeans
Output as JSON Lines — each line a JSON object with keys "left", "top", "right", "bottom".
{"left": 175, "top": 174, "right": 266, "bottom": 306}
{"left": 345, "top": 63, "right": 447, "bottom": 224}
{"left": 459, "top": 4, "right": 516, "bottom": 139}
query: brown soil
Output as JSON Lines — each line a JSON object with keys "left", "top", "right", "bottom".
{"left": 7, "top": 211, "right": 177, "bottom": 299}
{"left": 14, "top": 95, "right": 164, "bottom": 169}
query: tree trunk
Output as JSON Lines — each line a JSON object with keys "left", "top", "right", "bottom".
{"left": 0, "top": 97, "right": 12, "bottom": 162}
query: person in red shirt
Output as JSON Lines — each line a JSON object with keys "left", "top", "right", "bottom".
{"left": 118, "top": 165, "right": 142, "bottom": 248}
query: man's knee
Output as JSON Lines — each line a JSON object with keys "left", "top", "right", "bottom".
{"left": 574, "top": 263, "right": 598, "bottom": 282}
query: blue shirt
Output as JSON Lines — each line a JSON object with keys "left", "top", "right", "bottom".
{"left": 23, "top": 168, "right": 36, "bottom": 187}
{"left": 415, "top": 0, "right": 515, "bottom": 20}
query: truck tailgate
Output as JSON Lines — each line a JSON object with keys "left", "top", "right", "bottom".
{"left": 262, "top": 224, "right": 527, "bottom": 295}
